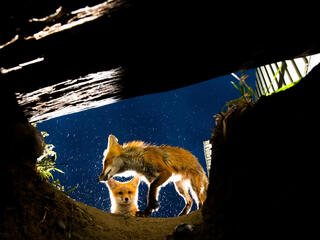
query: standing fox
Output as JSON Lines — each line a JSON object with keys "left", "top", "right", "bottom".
{"left": 99, "top": 134, "right": 208, "bottom": 217}
{"left": 106, "top": 176, "right": 140, "bottom": 216}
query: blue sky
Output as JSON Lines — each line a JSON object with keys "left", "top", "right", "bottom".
{"left": 38, "top": 69, "right": 255, "bottom": 217}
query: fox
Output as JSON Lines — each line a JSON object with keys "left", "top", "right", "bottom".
{"left": 106, "top": 176, "right": 140, "bottom": 216}
{"left": 99, "top": 134, "right": 209, "bottom": 217}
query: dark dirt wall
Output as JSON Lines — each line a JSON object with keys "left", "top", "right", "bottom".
{"left": 200, "top": 64, "right": 320, "bottom": 240}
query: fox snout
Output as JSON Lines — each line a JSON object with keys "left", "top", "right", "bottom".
{"left": 120, "top": 196, "right": 130, "bottom": 204}
{"left": 99, "top": 166, "right": 113, "bottom": 181}
{"left": 98, "top": 172, "right": 109, "bottom": 182}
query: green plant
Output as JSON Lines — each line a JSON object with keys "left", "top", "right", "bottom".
{"left": 215, "top": 72, "right": 257, "bottom": 140}
{"left": 229, "top": 73, "right": 258, "bottom": 104}
{"left": 266, "top": 78, "right": 301, "bottom": 96}
{"left": 36, "top": 131, "right": 64, "bottom": 187}
{"left": 36, "top": 130, "right": 78, "bottom": 195}
{"left": 263, "top": 62, "right": 305, "bottom": 96}
{"left": 221, "top": 72, "right": 257, "bottom": 112}
{"left": 266, "top": 63, "right": 302, "bottom": 96}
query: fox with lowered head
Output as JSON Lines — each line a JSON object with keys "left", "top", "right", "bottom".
{"left": 99, "top": 135, "right": 208, "bottom": 217}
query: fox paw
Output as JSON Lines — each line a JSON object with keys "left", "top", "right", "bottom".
{"left": 135, "top": 201, "right": 160, "bottom": 217}
{"left": 135, "top": 210, "right": 151, "bottom": 217}
{"left": 150, "top": 200, "right": 160, "bottom": 210}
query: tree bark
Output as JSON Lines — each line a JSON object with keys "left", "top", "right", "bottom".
{"left": 16, "top": 68, "right": 123, "bottom": 122}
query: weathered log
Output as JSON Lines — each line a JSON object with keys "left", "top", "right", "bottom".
{"left": 1, "top": 0, "right": 320, "bottom": 122}
{"left": 2, "top": 1, "right": 320, "bottom": 91}
{"left": 16, "top": 68, "right": 123, "bottom": 122}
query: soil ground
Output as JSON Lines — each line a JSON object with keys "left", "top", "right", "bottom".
{"left": 1, "top": 164, "right": 203, "bottom": 240}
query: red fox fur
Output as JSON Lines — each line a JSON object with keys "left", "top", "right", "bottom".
{"left": 106, "top": 176, "right": 140, "bottom": 216}
{"left": 99, "top": 134, "right": 208, "bottom": 217}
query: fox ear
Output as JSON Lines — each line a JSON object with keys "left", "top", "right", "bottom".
{"left": 107, "top": 178, "right": 118, "bottom": 189}
{"left": 108, "top": 134, "right": 119, "bottom": 147}
{"left": 130, "top": 176, "right": 140, "bottom": 186}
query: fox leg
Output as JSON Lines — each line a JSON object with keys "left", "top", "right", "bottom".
{"left": 136, "top": 171, "right": 171, "bottom": 217}
{"left": 175, "top": 180, "right": 193, "bottom": 216}
{"left": 190, "top": 175, "right": 207, "bottom": 208}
